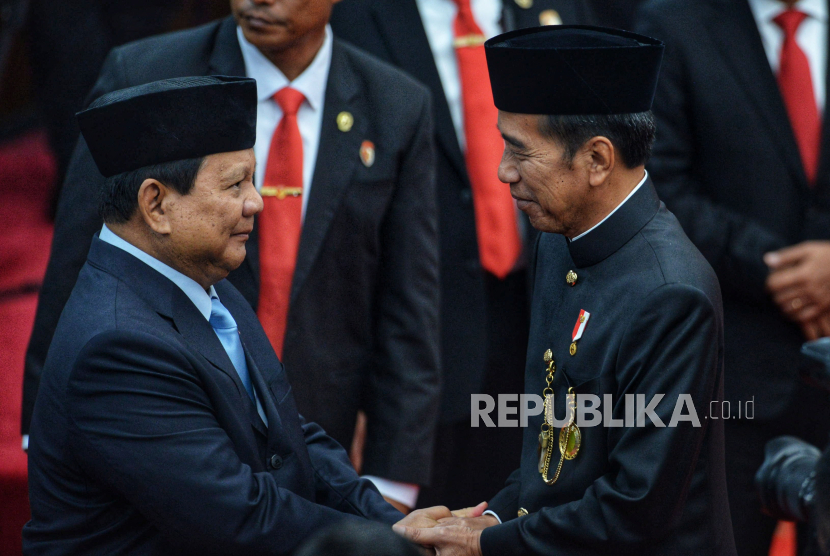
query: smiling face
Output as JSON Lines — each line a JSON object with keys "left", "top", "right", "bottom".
{"left": 497, "top": 111, "right": 593, "bottom": 236}
{"left": 232, "top": 0, "right": 336, "bottom": 54}
{"left": 161, "top": 149, "right": 262, "bottom": 286}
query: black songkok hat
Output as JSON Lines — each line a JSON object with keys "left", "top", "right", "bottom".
{"left": 77, "top": 76, "right": 257, "bottom": 178}
{"left": 485, "top": 25, "right": 664, "bottom": 115}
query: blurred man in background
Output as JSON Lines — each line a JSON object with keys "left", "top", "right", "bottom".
{"left": 636, "top": 0, "right": 830, "bottom": 553}
{"left": 330, "top": 0, "right": 595, "bottom": 510}
{"left": 22, "top": 0, "right": 441, "bottom": 513}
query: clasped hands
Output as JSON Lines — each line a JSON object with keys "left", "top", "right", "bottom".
{"left": 392, "top": 501, "right": 499, "bottom": 556}
{"left": 765, "top": 241, "right": 830, "bottom": 340}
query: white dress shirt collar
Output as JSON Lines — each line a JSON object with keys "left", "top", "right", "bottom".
{"left": 570, "top": 171, "right": 649, "bottom": 242}
{"left": 749, "top": 0, "right": 827, "bottom": 25}
{"left": 236, "top": 25, "right": 332, "bottom": 112}
{"left": 99, "top": 224, "right": 216, "bottom": 321}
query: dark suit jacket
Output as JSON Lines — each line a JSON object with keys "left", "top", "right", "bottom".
{"left": 635, "top": 0, "right": 830, "bottom": 420}
{"left": 22, "top": 17, "right": 441, "bottom": 484}
{"left": 481, "top": 181, "right": 736, "bottom": 556}
{"left": 23, "top": 237, "right": 402, "bottom": 555}
{"left": 330, "top": 0, "right": 595, "bottom": 422}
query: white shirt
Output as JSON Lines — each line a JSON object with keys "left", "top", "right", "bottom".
{"left": 237, "top": 25, "right": 333, "bottom": 220}
{"left": 415, "top": 0, "right": 502, "bottom": 150}
{"left": 571, "top": 171, "right": 649, "bottom": 242}
{"left": 748, "top": 0, "right": 827, "bottom": 113}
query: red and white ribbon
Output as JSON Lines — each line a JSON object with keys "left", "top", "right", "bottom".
{"left": 572, "top": 309, "right": 591, "bottom": 342}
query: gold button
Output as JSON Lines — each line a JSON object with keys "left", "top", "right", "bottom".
{"left": 543, "top": 349, "right": 553, "bottom": 363}
{"left": 518, "top": 507, "right": 529, "bottom": 517}
{"left": 539, "top": 9, "right": 562, "bottom": 26}
{"left": 515, "top": 0, "right": 533, "bottom": 8}
{"left": 566, "top": 270, "right": 577, "bottom": 286}
{"left": 337, "top": 111, "right": 354, "bottom": 132}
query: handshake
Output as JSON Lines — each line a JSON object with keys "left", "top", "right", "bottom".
{"left": 392, "top": 501, "right": 500, "bottom": 556}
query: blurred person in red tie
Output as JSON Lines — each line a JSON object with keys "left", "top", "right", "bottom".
{"left": 636, "top": 0, "right": 830, "bottom": 553}
{"left": 330, "top": 0, "right": 596, "bottom": 510}
{"left": 21, "top": 0, "right": 441, "bottom": 514}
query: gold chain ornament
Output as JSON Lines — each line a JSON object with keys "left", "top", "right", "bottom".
{"left": 538, "top": 350, "right": 581, "bottom": 485}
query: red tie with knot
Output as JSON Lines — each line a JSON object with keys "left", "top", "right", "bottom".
{"left": 774, "top": 9, "right": 822, "bottom": 185}
{"left": 452, "top": 0, "right": 521, "bottom": 279}
{"left": 257, "top": 87, "right": 305, "bottom": 358}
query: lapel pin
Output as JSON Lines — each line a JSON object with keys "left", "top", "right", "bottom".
{"left": 570, "top": 309, "right": 590, "bottom": 356}
{"left": 539, "top": 9, "right": 562, "bottom": 26}
{"left": 360, "top": 140, "right": 375, "bottom": 168}
{"left": 566, "top": 270, "right": 578, "bottom": 286}
{"left": 337, "top": 111, "right": 354, "bottom": 132}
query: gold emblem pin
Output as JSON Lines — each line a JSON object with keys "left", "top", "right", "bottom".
{"left": 566, "top": 270, "right": 577, "bottom": 286}
{"left": 515, "top": 0, "right": 533, "bottom": 8}
{"left": 569, "top": 342, "right": 577, "bottom": 356}
{"left": 518, "top": 508, "right": 529, "bottom": 517}
{"left": 337, "top": 111, "right": 354, "bottom": 132}
{"left": 539, "top": 9, "right": 562, "bottom": 26}
{"left": 360, "top": 140, "right": 375, "bottom": 168}
{"left": 544, "top": 349, "right": 553, "bottom": 363}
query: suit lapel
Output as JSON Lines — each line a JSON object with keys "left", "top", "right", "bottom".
{"left": 172, "top": 291, "right": 253, "bottom": 406}
{"left": 369, "top": 0, "right": 468, "bottom": 182}
{"left": 289, "top": 40, "right": 365, "bottom": 302}
{"left": 704, "top": 0, "right": 808, "bottom": 190}
{"left": 244, "top": 349, "right": 278, "bottom": 438}
{"left": 207, "top": 16, "right": 246, "bottom": 76}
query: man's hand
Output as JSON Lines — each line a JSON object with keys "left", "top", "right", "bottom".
{"left": 395, "top": 506, "right": 454, "bottom": 530}
{"left": 436, "top": 514, "right": 500, "bottom": 531}
{"left": 764, "top": 241, "right": 830, "bottom": 334}
{"left": 800, "top": 313, "right": 830, "bottom": 341}
{"left": 393, "top": 502, "right": 488, "bottom": 530}
{"left": 394, "top": 521, "right": 485, "bottom": 556}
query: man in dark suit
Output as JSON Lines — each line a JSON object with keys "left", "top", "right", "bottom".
{"left": 395, "top": 26, "right": 736, "bottom": 556}
{"left": 23, "top": 76, "right": 406, "bottom": 555}
{"left": 22, "top": 0, "right": 440, "bottom": 510}
{"left": 636, "top": 1, "right": 830, "bottom": 553}
{"left": 330, "top": 0, "right": 595, "bottom": 509}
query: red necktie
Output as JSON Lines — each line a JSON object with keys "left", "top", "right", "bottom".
{"left": 774, "top": 9, "right": 822, "bottom": 185}
{"left": 257, "top": 87, "right": 305, "bottom": 358}
{"left": 453, "top": 0, "right": 521, "bottom": 279}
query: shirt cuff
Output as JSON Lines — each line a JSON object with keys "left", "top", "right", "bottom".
{"left": 22, "top": 435, "right": 29, "bottom": 452}
{"left": 362, "top": 475, "right": 419, "bottom": 508}
{"left": 483, "top": 509, "right": 502, "bottom": 524}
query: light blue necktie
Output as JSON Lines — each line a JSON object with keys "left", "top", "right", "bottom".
{"left": 209, "top": 296, "right": 255, "bottom": 402}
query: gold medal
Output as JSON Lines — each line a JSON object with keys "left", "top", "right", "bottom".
{"left": 559, "top": 424, "right": 581, "bottom": 460}
{"left": 569, "top": 342, "right": 577, "bottom": 356}
{"left": 537, "top": 429, "right": 550, "bottom": 473}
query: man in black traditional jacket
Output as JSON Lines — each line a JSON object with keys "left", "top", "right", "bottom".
{"left": 395, "top": 25, "right": 737, "bottom": 556}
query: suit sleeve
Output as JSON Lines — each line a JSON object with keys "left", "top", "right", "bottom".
{"left": 21, "top": 48, "right": 127, "bottom": 435}
{"left": 634, "top": 7, "right": 788, "bottom": 304}
{"left": 487, "top": 467, "right": 522, "bottom": 522}
{"left": 298, "top": 417, "right": 403, "bottom": 524}
{"left": 480, "top": 283, "right": 722, "bottom": 555}
{"left": 67, "top": 330, "right": 384, "bottom": 556}
{"left": 360, "top": 88, "right": 442, "bottom": 486}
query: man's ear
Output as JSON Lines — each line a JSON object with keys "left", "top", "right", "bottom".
{"left": 586, "top": 136, "right": 615, "bottom": 187}
{"left": 136, "top": 179, "right": 173, "bottom": 235}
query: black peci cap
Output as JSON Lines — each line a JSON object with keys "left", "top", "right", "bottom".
{"left": 485, "top": 25, "right": 664, "bottom": 116}
{"left": 77, "top": 76, "right": 257, "bottom": 178}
